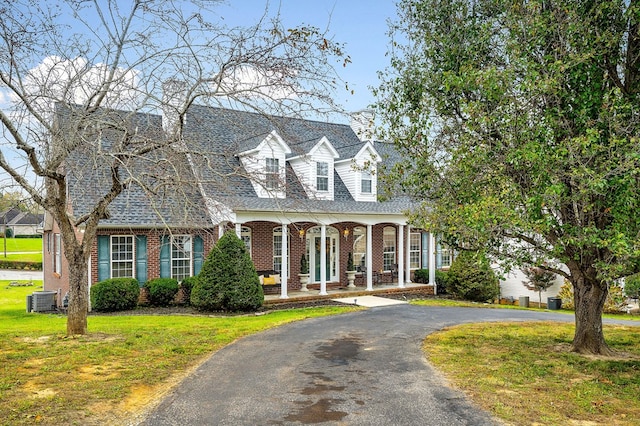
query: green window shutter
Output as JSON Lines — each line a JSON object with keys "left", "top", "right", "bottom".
{"left": 97, "top": 236, "right": 110, "bottom": 282}
{"left": 160, "top": 235, "right": 170, "bottom": 278}
{"left": 136, "top": 235, "right": 147, "bottom": 286}
{"left": 193, "top": 235, "right": 204, "bottom": 276}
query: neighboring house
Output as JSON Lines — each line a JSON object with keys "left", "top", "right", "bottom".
{"left": 1, "top": 207, "right": 44, "bottom": 236}
{"left": 43, "top": 103, "right": 449, "bottom": 304}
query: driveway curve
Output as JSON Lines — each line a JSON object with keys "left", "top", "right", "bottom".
{"left": 140, "top": 305, "right": 638, "bottom": 426}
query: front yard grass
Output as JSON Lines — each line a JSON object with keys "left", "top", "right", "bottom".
{"left": 425, "top": 322, "right": 640, "bottom": 425}
{"left": 0, "top": 237, "right": 42, "bottom": 253}
{"left": 0, "top": 282, "right": 359, "bottom": 425}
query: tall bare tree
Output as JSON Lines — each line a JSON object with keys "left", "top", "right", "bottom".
{"left": 0, "top": 0, "right": 348, "bottom": 334}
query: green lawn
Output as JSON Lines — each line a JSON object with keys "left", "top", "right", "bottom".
{"left": 0, "top": 282, "right": 359, "bottom": 425}
{"left": 425, "top": 322, "right": 640, "bottom": 425}
{"left": 0, "top": 238, "right": 43, "bottom": 265}
{"left": 0, "top": 237, "right": 42, "bottom": 253}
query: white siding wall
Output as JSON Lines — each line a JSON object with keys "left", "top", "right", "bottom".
{"left": 289, "top": 157, "right": 312, "bottom": 195}
{"left": 336, "top": 148, "right": 378, "bottom": 202}
{"left": 240, "top": 137, "right": 287, "bottom": 199}
{"left": 311, "top": 145, "right": 335, "bottom": 200}
{"left": 499, "top": 268, "right": 564, "bottom": 305}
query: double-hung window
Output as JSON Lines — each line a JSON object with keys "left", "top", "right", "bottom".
{"left": 53, "top": 233, "right": 62, "bottom": 275}
{"left": 265, "top": 158, "right": 280, "bottom": 190}
{"left": 111, "top": 236, "right": 134, "bottom": 278}
{"left": 409, "top": 231, "right": 421, "bottom": 269}
{"left": 316, "top": 162, "right": 328, "bottom": 191}
{"left": 361, "top": 170, "right": 372, "bottom": 194}
{"left": 171, "top": 235, "right": 192, "bottom": 280}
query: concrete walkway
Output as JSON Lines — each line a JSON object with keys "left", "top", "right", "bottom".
{"left": 139, "top": 305, "right": 639, "bottom": 425}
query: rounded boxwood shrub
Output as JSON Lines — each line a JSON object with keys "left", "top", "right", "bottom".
{"left": 91, "top": 277, "right": 140, "bottom": 312}
{"left": 413, "top": 269, "right": 449, "bottom": 293}
{"left": 179, "top": 276, "right": 198, "bottom": 306}
{"left": 145, "top": 278, "right": 179, "bottom": 307}
{"left": 191, "top": 231, "right": 263, "bottom": 312}
{"left": 447, "top": 251, "right": 499, "bottom": 302}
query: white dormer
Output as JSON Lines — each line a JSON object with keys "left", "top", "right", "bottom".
{"left": 237, "top": 130, "right": 291, "bottom": 198}
{"left": 289, "top": 136, "right": 339, "bottom": 200}
{"left": 335, "top": 141, "right": 380, "bottom": 202}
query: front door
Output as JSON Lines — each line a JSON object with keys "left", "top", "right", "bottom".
{"left": 308, "top": 227, "right": 338, "bottom": 282}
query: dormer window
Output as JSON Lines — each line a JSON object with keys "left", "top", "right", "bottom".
{"left": 316, "top": 162, "right": 329, "bottom": 191}
{"left": 361, "top": 170, "right": 372, "bottom": 194}
{"left": 266, "top": 157, "right": 280, "bottom": 190}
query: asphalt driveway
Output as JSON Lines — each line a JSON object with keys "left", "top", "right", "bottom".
{"left": 139, "top": 305, "right": 638, "bottom": 425}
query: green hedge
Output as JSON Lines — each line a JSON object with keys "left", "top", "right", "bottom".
{"left": 144, "top": 278, "right": 179, "bottom": 307}
{"left": 413, "top": 269, "right": 449, "bottom": 293}
{"left": 91, "top": 278, "right": 140, "bottom": 312}
{"left": 0, "top": 260, "right": 42, "bottom": 270}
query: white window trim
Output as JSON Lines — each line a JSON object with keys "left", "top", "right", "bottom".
{"left": 316, "top": 161, "right": 329, "bottom": 192}
{"left": 171, "top": 235, "right": 193, "bottom": 280}
{"left": 409, "top": 231, "right": 421, "bottom": 270}
{"left": 110, "top": 235, "right": 135, "bottom": 279}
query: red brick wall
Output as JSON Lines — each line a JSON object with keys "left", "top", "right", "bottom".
{"left": 49, "top": 221, "right": 408, "bottom": 296}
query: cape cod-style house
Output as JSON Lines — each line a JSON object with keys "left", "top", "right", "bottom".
{"left": 43, "top": 103, "right": 448, "bottom": 305}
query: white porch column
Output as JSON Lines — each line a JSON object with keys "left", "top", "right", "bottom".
{"left": 280, "top": 224, "right": 289, "bottom": 299}
{"left": 398, "top": 224, "right": 405, "bottom": 288}
{"left": 320, "top": 224, "right": 328, "bottom": 295}
{"left": 405, "top": 226, "right": 412, "bottom": 283}
{"left": 428, "top": 232, "right": 437, "bottom": 293}
{"left": 366, "top": 224, "right": 373, "bottom": 291}
{"left": 235, "top": 223, "right": 242, "bottom": 238}
{"left": 218, "top": 223, "right": 225, "bottom": 239}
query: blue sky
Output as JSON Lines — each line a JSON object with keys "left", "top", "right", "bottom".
{"left": 216, "top": 1, "right": 400, "bottom": 112}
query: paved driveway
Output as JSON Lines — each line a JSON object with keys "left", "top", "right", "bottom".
{"left": 139, "top": 305, "right": 638, "bottom": 426}
{"left": 0, "top": 269, "right": 43, "bottom": 281}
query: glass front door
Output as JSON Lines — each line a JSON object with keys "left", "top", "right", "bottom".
{"left": 308, "top": 227, "right": 338, "bottom": 282}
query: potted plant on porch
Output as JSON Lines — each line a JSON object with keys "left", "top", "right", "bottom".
{"left": 346, "top": 252, "right": 357, "bottom": 288}
{"left": 299, "top": 253, "right": 310, "bottom": 291}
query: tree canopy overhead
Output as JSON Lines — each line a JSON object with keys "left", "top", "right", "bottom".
{"left": 376, "top": 0, "right": 640, "bottom": 355}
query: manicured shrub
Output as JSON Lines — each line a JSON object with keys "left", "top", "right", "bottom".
{"left": 413, "top": 269, "right": 449, "bottom": 293}
{"left": 145, "top": 278, "right": 179, "bottom": 307}
{"left": 179, "top": 276, "right": 198, "bottom": 305}
{"left": 91, "top": 277, "right": 140, "bottom": 312}
{"left": 191, "top": 231, "right": 263, "bottom": 312}
{"left": 447, "top": 251, "right": 499, "bottom": 302}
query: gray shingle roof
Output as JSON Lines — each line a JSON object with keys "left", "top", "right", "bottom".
{"left": 62, "top": 103, "right": 411, "bottom": 228}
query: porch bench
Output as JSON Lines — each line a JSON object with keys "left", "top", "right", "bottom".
{"left": 257, "top": 270, "right": 281, "bottom": 294}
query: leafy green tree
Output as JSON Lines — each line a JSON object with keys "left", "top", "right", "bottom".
{"left": 191, "top": 231, "right": 263, "bottom": 312}
{"left": 522, "top": 265, "right": 557, "bottom": 308}
{"left": 447, "top": 251, "right": 500, "bottom": 302}
{"left": 376, "top": 0, "right": 640, "bottom": 354}
{"left": 625, "top": 274, "right": 640, "bottom": 301}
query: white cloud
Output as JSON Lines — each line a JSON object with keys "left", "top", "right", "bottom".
{"left": 21, "top": 56, "right": 141, "bottom": 112}
{"left": 219, "top": 65, "right": 298, "bottom": 101}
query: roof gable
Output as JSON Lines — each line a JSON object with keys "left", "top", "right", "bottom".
{"left": 308, "top": 136, "right": 339, "bottom": 159}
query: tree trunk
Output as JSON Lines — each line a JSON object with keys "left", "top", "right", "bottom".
{"left": 66, "top": 256, "right": 89, "bottom": 335}
{"left": 572, "top": 275, "right": 613, "bottom": 355}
